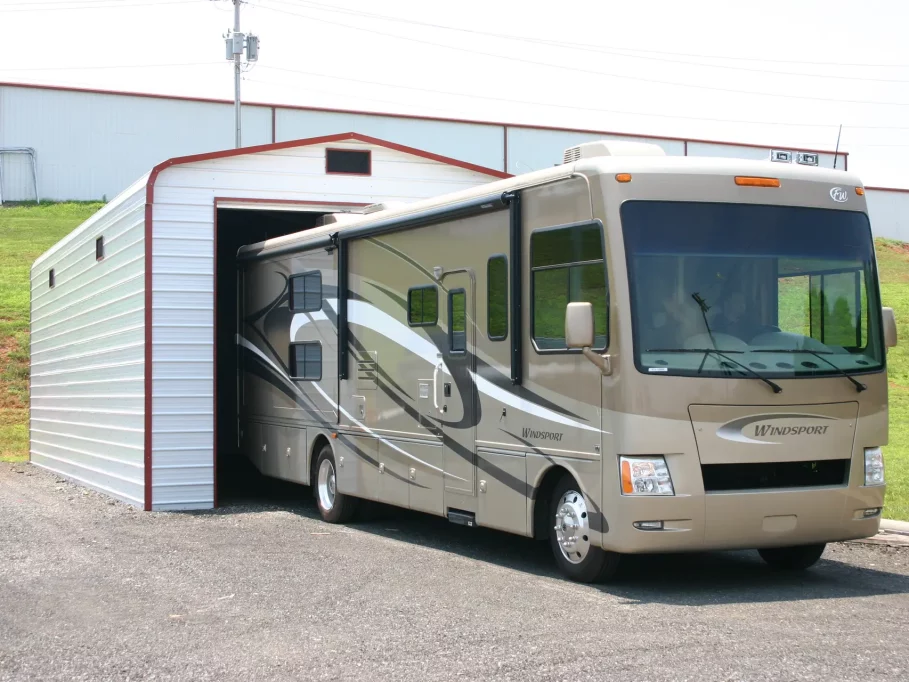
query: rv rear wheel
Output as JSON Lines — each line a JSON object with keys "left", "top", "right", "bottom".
{"left": 758, "top": 543, "right": 826, "bottom": 570}
{"left": 313, "top": 445, "right": 357, "bottom": 523}
{"left": 548, "top": 473, "right": 621, "bottom": 583}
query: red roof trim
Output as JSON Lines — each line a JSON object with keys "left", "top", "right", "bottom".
{"left": 0, "top": 80, "right": 848, "bottom": 158}
{"left": 144, "top": 131, "right": 511, "bottom": 180}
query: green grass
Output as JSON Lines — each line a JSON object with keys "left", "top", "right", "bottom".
{"left": 1, "top": 203, "right": 908, "bottom": 521}
{"left": 0, "top": 202, "right": 104, "bottom": 461}
{"left": 876, "top": 239, "right": 909, "bottom": 520}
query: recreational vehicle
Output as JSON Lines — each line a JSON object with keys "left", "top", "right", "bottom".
{"left": 236, "top": 141, "right": 897, "bottom": 582}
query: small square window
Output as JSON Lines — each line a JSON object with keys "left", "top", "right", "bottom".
{"left": 408, "top": 285, "right": 438, "bottom": 326}
{"left": 96, "top": 236, "right": 104, "bottom": 261}
{"left": 290, "top": 272, "right": 322, "bottom": 312}
{"left": 290, "top": 342, "right": 322, "bottom": 381}
{"left": 49, "top": 269, "right": 55, "bottom": 288}
{"left": 326, "top": 149, "right": 371, "bottom": 175}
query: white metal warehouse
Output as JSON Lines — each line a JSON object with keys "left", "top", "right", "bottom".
{"left": 29, "top": 132, "right": 509, "bottom": 510}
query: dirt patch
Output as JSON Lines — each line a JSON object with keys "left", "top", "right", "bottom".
{"left": 0, "top": 334, "right": 27, "bottom": 411}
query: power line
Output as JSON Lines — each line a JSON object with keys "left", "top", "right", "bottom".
{"left": 254, "top": 2, "right": 909, "bottom": 108}
{"left": 258, "top": 64, "right": 909, "bottom": 132}
{"left": 0, "top": 0, "right": 204, "bottom": 11}
{"left": 0, "top": 62, "right": 222, "bottom": 72}
{"left": 268, "top": 0, "right": 909, "bottom": 75}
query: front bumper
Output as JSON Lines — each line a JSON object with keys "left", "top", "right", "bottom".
{"left": 600, "top": 483, "right": 885, "bottom": 554}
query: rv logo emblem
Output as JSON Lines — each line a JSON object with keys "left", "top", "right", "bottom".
{"left": 829, "top": 187, "right": 849, "bottom": 203}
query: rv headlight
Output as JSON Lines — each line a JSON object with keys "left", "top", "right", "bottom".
{"left": 864, "top": 447, "right": 885, "bottom": 486}
{"left": 620, "top": 456, "right": 674, "bottom": 496}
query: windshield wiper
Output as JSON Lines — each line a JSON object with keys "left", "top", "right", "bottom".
{"left": 645, "top": 348, "right": 783, "bottom": 394}
{"left": 757, "top": 349, "right": 867, "bottom": 393}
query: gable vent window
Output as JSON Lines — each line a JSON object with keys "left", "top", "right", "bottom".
{"left": 49, "top": 269, "right": 55, "bottom": 289}
{"left": 96, "top": 236, "right": 105, "bottom": 261}
{"left": 326, "top": 149, "right": 371, "bottom": 176}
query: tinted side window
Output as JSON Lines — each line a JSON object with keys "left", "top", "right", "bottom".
{"left": 531, "top": 222, "right": 608, "bottom": 351}
{"left": 449, "top": 289, "right": 466, "bottom": 353}
{"left": 290, "top": 342, "right": 322, "bottom": 380}
{"left": 290, "top": 272, "right": 322, "bottom": 312}
{"left": 487, "top": 255, "right": 507, "bottom": 340}
{"left": 408, "top": 286, "right": 438, "bottom": 326}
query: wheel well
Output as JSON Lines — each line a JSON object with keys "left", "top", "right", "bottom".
{"left": 309, "top": 433, "right": 331, "bottom": 485}
{"left": 532, "top": 465, "right": 571, "bottom": 541}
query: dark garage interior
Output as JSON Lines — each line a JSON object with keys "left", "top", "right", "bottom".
{"left": 214, "top": 207, "right": 330, "bottom": 500}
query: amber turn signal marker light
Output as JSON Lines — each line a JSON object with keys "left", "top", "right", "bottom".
{"left": 615, "top": 173, "right": 632, "bottom": 183}
{"left": 856, "top": 187, "right": 865, "bottom": 196}
{"left": 734, "top": 176, "right": 780, "bottom": 187}
{"left": 621, "top": 459, "right": 633, "bottom": 494}
{"left": 331, "top": 432, "right": 338, "bottom": 439}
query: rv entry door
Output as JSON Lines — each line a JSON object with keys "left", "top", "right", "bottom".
{"left": 438, "top": 271, "right": 477, "bottom": 498}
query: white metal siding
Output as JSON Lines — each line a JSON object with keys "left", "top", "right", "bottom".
{"left": 0, "top": 85, "right": 271, "bottom": 201}
{"left": 276, "top": 108, "right": 505, "bottom": 173}
{"left": 30, "top": 179, "right": 147, "bottom": 506}
{"left": 505, "top": 127, "right": 686, "bottom": 174}
{"left": 149, "top": 140, "right": 502, "bottom": 510}
{"left": 866, "top": 189, "right": 909, "bottom": 242}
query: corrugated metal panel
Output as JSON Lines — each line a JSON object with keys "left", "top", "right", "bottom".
{"left": 276, "top": 108, "right": 505, "bottom": 172}
{"left": 0, "top": 85, "right": 271, "bottom": 201}
{"left": 149, "top": 139, "right": 504, "bottom": 510}
{"left": 29, "top": 180, "right": 147, "bottom": 506}
{"left": 866, "top": 189, "right": 909, "bottom": 241}
{"left": 505, "top": 127, "right": 686, "bottom": 174}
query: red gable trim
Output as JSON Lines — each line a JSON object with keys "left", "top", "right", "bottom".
{"left": 145, "top": 131, "right": 511, "bottom": 181}
{"left": 0, "top": 80, "right": 848, "bottom": 159}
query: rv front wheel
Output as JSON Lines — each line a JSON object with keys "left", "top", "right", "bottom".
{"left": 314, "top": 445, "right": 357, "bottom": 523}
{"left": 548, "top": 473, "right": 621, "bottom": 583}
{"left": 758, "top": 543, "right": 826, "bottom": 570}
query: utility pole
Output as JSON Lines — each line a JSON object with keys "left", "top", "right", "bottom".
{"left": 233, "top": 0, "right": 241, "bottom": 148}
{"left": 221, "top": 0, "right": 259, "bottom": 148}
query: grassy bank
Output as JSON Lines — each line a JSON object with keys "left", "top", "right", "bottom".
{"left": 0, "top": 203, "right": 104, "bottom": 461}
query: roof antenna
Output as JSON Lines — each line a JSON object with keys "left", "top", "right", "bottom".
{"left": 833, "top": 124, "right": 843, "bottom": 169}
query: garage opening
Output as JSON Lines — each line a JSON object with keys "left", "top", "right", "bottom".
{"left": 214, "top": 206, "right": 354, "bottom": 502}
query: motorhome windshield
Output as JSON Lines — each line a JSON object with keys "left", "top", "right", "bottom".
{"left": 621, "top": 201, "right": 884, "bottom": 379}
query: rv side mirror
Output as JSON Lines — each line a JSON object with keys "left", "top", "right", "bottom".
{"left": 566, "top": 302, "right": 595, "bottom": 349}
{"left": 883, "top": 307, "right": 898, "bottom": 348}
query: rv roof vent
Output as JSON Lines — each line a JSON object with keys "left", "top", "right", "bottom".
{"left": 362, "top": 201, "right": 409, "bottom": 214}
{"left": 561, "top": 140, "right": 666, "bottom": 164}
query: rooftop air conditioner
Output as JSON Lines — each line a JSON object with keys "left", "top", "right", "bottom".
{"left": 561, "top": 140, "right": 666, "bottom": 165}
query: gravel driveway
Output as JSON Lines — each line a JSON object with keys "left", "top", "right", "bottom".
{"left": 2, "top": 461, "right": 908, "bottom": 682}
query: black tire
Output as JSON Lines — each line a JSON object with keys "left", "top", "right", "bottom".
{"left": 313, "top": 445, "right": 358, "bottom": 523}
{"left": 758, "top": 543, "right": 826, "bottom": 571}
{"left": 548, "top": 473, "right": 621, "bottom": 583}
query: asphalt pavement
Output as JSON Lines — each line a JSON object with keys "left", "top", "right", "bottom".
{"left": 2, "top": 461, "right": 908, "bottom": 682}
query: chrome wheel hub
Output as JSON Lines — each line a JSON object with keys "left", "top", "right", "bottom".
{"left": 554, "top": 489, "right": 590, "bottom": 564}
{"left": 317, "top": 458, "right": 336, "bottom": 511}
